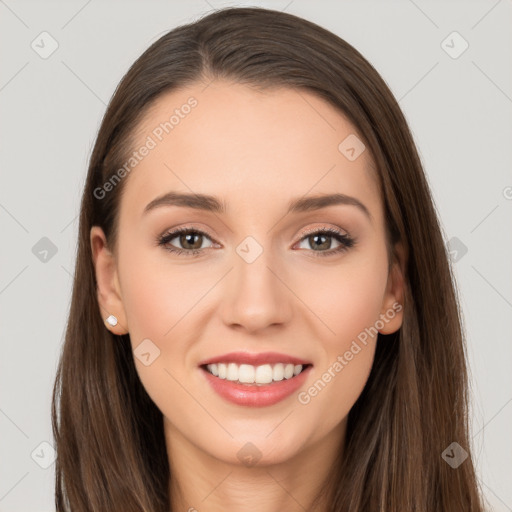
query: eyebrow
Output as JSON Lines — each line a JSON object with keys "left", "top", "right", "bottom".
{"left": 143, "top": 191, "right": 372, "bottom": 222}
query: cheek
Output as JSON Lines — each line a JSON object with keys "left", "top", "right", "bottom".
{"left": 116, "top": 245, "right": 202, "bottom": 414}
{"left": 117, "top": 244, "right": 215, "bottom": 396}
{"left": 118, "top": 242, "right": 212, "bottom": 340}
{"left": 302, "top": 247, "right": 389, "bottom": 348}
{"left": 294, "top": 247, "right": 388, "bottom": 414}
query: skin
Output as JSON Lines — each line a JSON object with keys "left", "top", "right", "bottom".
{"left": 90, "top": 79, "right": 405, "bottom": 511}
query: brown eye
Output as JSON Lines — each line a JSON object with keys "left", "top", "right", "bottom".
{"left": 296, "top": 228, "right": 355, "bottom": 257}
{"left": 158, "top": 228, "right": 215, "bottom": 256}
{"left": 305, "top": 233, "right": 333, "bottom": 251}
{"left": 178, "top": 232, "right": 204, "bottom": 250}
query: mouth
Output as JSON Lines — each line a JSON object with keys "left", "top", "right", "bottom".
{"left": 198, "top": 351, "right": 313, "bottom": 406}
{"left": 201, "top": 362, "right": 312, "bottom": 386}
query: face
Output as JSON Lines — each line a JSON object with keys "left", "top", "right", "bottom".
{"left": 91, "top": 79, "right": 404, "bottom": 469}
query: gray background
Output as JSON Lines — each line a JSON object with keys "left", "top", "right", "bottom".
{"left": 1, "top": 0, "right": 511, "bottom": 510}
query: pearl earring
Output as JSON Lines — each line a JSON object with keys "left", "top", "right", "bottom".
{"left": 106, "top": 315, "right": 118, "bottom": 327}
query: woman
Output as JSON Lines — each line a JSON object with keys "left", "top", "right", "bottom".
{"left": 52, "top": 6, "right": 486, "bottom": 511}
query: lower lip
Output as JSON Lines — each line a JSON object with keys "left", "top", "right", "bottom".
{"left": 201, "top": 365, "right": 312, "bottom": 407}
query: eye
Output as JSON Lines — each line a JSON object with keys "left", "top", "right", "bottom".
{"left": 295, "top": 227, "right": 355, "bottom": 257}
{"left": 157, "top": 227, "right": 215, "bottom": 257}
{"left": 157, "top": 226, "right": 356, "bottom": 258}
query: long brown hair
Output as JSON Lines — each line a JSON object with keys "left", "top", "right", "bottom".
{"left": 52, "top": 6, "right": 486, "bottom": 511}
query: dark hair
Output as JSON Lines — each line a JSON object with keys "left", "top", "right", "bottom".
{"left": 52, "top": 6, "right": 485, "bottom": 511}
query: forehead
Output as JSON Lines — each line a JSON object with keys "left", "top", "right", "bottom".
{"left": 120, "top": 79, "right": 383, "bottom": 226}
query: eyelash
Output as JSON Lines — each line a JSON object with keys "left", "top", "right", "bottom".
{"left": 157, "top": 226, "right": 356, "bottom": 258}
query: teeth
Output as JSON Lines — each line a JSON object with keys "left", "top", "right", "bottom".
{"left": 206, "top": 362, "right": 304, "bottom": 384}
{"left": 238, "top": 364, "right": 255, "bottom": 383}
{"left": 284, "top": 364, "right": 294, "bottom": 379}
{"left": 273, "top": 363, "right": 284, "bottom": 381}
{"left": 209, "top": 363, "right": 219, "bottom": 377}
{"left": 226, "top": 363, "right": 238, "bottom": 381}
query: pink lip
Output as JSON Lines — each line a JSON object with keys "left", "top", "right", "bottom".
{"left": 201, "top": 364, "right": 312, "bottom": 407}
{"left": 198, "top": 351, "right": 311, "bottom": 366}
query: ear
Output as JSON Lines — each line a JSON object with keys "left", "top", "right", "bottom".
{"left": 378, "top": 241, "right": 406, "bottom": 334}
{"left": 90, "top": 226, "right": 129, "bottom": 335}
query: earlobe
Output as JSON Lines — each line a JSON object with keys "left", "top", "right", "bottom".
{"left": 378, "top": 241, "right": 406, "bottom": 335}
{"left": 90, "top": 226, "right": 129, "bottom": 335}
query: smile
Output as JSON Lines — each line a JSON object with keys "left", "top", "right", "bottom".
{"left": 200, "top": 360, "right": 312, "bottom": 408}
{"left": 204, "top": 362, "right": 306, "bottom": 385}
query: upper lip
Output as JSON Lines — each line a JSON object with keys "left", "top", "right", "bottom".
{"left": 198, "top": 351, "right": 312, "bottom": 367}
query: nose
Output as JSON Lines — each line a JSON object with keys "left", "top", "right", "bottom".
{"left": 219, "top": 244, "right": 293, "bottom": 334}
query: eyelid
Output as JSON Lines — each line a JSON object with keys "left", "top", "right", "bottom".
{"left": 159, "top": 224, "right": 219, "bottom": 242}
{"left": 295, "top": 224, "right": 350, "bottom": 240}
